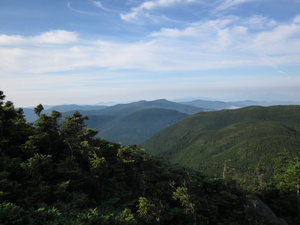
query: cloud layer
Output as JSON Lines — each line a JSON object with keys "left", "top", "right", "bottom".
{"left": 1, "top": 14, "right": 299, "bottom": 75}
{"left": 1, "top": 0, "right": 300, "bottom": 106}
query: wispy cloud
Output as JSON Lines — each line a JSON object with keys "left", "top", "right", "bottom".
{"left": 0, "top": 14, "right": 299, "bottom": 75}
{"left": 67, "top": 2, "right": 101, "bottom": 16}
{"left": 121, "top": 0, "right": 195, "bottom": 22}
{"left": 151, "top": 14, "right": 300, "bottom": 67}
{"left": 242, "top": 15, "right": 277, "bottom": 30}
{"left": 92, "top": 1, "right": 107, "bottom": 10}
{"left": 92, "top": 1, "right": 118, "bottom": 13}
{"left": 214, "top": 0, "right": 256, "bottom": 12}
{"left": 1, "top": 0, "right": 299, "bottom": 107}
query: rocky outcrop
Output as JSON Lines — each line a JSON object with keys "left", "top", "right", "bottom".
{"left": 247, "top": 195, "right": 289, "bottom": 225}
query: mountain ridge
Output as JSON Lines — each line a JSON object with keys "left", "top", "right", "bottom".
{"left": 142, "top": 105, "right": 300, "bottom": 175}
{"left": 23, "top": 100, "right": 300, "bottom": 146}
{"left": 23, "top": 98, "right": 300, "bottom": 123}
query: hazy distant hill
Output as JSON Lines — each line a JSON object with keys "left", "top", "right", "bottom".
{"left": 24, "top": 98, "right": 299, "bottom": 122}
{"left": 180, "top": 99, "right": 300, "bottom": 110}
{"left": 23, "top": 99, "right": 197, "bottom": 145}
{"left": 78, "top": 99, "right": 203, "bottom": 117}
{"left": 23, "top": 99, "right": 300, "bottom": 146}
{"left": 142, "top": 105, "right": 300, "bottom": 175}
{"left": 180, "top": 99, "right": 245, "bottom": 110}
{"left": 47, "top": 104, "right": 108, "bottom": 112}
{"left": 87, "top": 108, "right": 188, "bottom": 145}
{"left": 23, "top": 104, "right": 108, "bottom": 122}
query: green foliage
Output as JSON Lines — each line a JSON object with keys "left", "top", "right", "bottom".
{"left": 143, "top": 105, "right": 300, "bottom": 224}
{"left": 88, "top": 151, "right": 108, "bottom": 175}
{"left": 34, "top": 104, "right": 44, "bottom": 116}
{"left": 116, "top": 208, "right": 137, "bottom": 224}
{"left": 21, "top": 153, "right": 53, "bottom": 181}
{"left": 0, "top": 202, "right": 25, "bottom": 224}
{"left": 143, "top": 106, "right": 300, "bottom": 177}
{"left": 172, "top": 186, "right": 196, "bottom": 214}
{"left": 0, "top": 90, "right": 289, "bottom": 225}
{"left": 258, "top": 156, "right": 300, "bottom": 225}
{"left": 273, "top": 157, "right": 300, "bottom": 193}
{"left": 137, "top": 197, "right": 159, "bottom": 224}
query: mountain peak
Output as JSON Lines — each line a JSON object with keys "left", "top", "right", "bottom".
{"left": 152, "top": 99, "right": 170, "bottom": 103}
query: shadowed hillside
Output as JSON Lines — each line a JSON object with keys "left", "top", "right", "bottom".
{"left": 86, "top": 108, "right": 188, "bottom": 145}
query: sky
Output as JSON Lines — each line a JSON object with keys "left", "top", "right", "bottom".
{"left": 0, "top": 0, "right": 300, "bottom": 107}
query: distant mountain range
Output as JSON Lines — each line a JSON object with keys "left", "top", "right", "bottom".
{"left": 23, "top": 99, "right": 201, "bottom": 145}
{"left": 142, "top": 105, "right": 300, "bottom": 176}
{"left": 22, "top": 104, "right": 108, "bottom": 123}
{"left": 23, "top": 99, "right": 300, "bottom": 145}
{"left": 180, "top": 99, "right": 300, "bottom": 110}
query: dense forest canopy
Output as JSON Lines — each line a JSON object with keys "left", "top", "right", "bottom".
{"left": 142, "top": 105, "right": 300, "bottom": 224}
{"left": 0, "top": 90, "right": 298, "bottom": 224}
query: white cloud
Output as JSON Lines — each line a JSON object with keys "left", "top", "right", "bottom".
{"left": 92, "top": 1, "right": 115, "bottom": 12}
{"left": 141, "top": 0, "right": 181, "bottom": 9}
{"left": 140, "top": 1, "right": 156, "bottom": 10}
{"left": 243, "top": 15, "right": 278, "bottom": 30}
{"left": 93, "top": 1, "right": 106, "bottom": 10}
{"left": 67, "top": 2, "right": 101, "bottom": 16}
{"left": 252, "top": 21, "right": 300, "bottom": 55}
{"left": 0, "top": 48, "right": 24, "bottom": 73}
{"left": 151, "top": 17, "right": 237, "bottom": 37}
{"left": 121, "top": 0, "right": 193, "bottom": 22}
{"left": 33, "top": 30, "right": 78, "bottom": 44}
{"left": 0, "top": 15, "right": 299, "bottom": 76}
{"left": 150, "top": 16, "right": 249, "bottom": 53}
{"left": 0, "top": 34, "right": 25, "bottom": 45}
{"left": 214, "top": 0, "right": 255, "bottom": 12}
{"left": 120, "top": 11, "right": 138, "bottom": 22}
{"left": 150, "top": 14, "right": 300, "bottom": 67}
{"left": 0, "top": 30, "right": 77, "bottom": 45}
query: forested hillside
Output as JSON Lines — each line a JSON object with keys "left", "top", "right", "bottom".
{"left": 0, "top": 90, "right": 288, "bottom": 224}
{"left": 86, "top": 108, "right": 188, "bottom": 145}
{"left": 142, "top": 105, "right": 300, "bottom": 224}
{"left": 143, "top": 106, "right": 300, "bottom": 168}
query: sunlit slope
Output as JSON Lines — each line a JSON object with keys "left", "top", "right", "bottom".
{"left": 142, "top": 105, "right": 300, "bottom": 174}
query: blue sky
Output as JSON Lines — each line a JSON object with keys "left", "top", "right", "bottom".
{"left": 1, "top": 0, "right": 300, "bottom": 107}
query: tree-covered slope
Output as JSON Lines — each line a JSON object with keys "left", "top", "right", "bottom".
{"left": 142, "top": 105, "right": 300, "bottom": 175}
{"left": 87, "top": 108, "right": 188, "bottom": 145}
{"left": 142, "top": 106, "right": 300, "bottom": 224}
{"left": 0, "top": 90, "right": 286, "bottom": 225}
{"left": 170, "top": 121, "right": 300, "bottom": 175}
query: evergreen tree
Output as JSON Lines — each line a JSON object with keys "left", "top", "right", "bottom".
{"left": 0, "top": 90, "right": 289, "bottom": 225}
